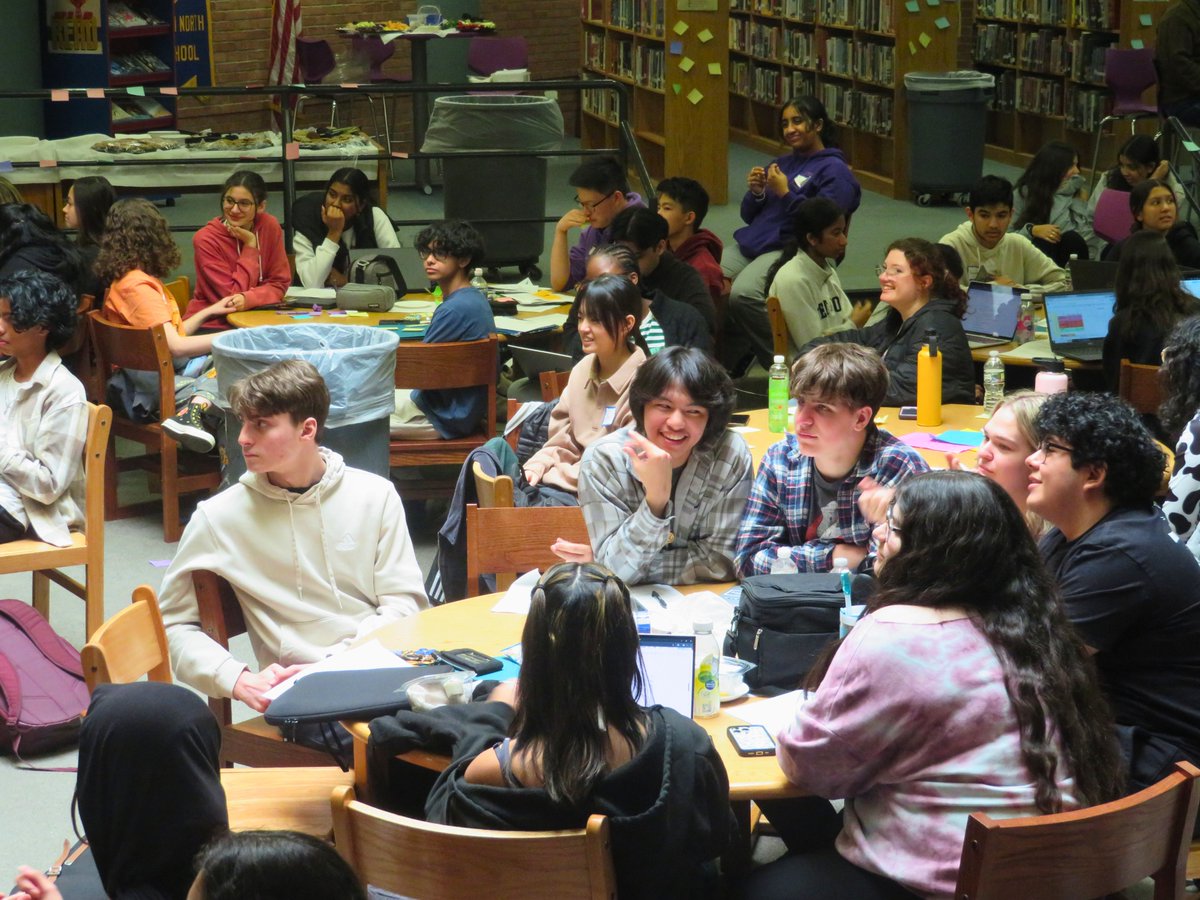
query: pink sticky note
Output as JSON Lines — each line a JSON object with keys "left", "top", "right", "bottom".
{"left": 39, "top": 159, "right": 57, "bottom": 168}
{"left": 339, "top": 83, "right": 359, "bottom": 89}
{"left": 285, "top": 141, "right": 300, "bottom": 160}
{"left": 50, "top": 89, "right": 69, "bottom": 102}
{"left": 85, "top": 88, "right": 104, "bottom": 99}
{"left": 390, "top": 150, "right": 409, "bottom": 158}
{"left": 149, "top": 559, "right": 172, "bottom": 568}
{"left": 161, "top": 86, "right": 178, "bottom": 96}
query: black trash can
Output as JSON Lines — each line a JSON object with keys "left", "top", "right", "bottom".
{"left": 422, "top": 94, "right": 564, "bottom": 278}
{"left": 904, "top": 71, "right": 995, "bottom": 204}
{"left": 211, "top": 325, "right": 398, "bottom": 487}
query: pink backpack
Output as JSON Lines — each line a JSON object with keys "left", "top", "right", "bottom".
{"left": 0, "top": 600, "right": 89, "bottom": 757}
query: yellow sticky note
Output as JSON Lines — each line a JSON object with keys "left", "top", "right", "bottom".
{"left": 919, "top": 31, "right": 932, "bottom": 47}
{"left": 679, "top": 56, "right": 694, "bottom": 72}
{"left": 708, "top": 62, "right": 722, "bottom": 75}
{"left": 698, "top": 28, "right": 713, "bottom": 43}
{"left": 345, "top": 310, "right": 369, "bottom": 318}
{"left": 673, "top": 20, "right": 688, "bottom": 35}
{"left": 687, "top": 88, "right": 703, "bottom": 104}
{"left": 908, "top": 40, "right": 918, "bottom": 54}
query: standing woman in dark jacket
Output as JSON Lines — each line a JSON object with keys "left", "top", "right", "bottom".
{"left": 801, "top": 237, "right": 975, "bottom": 406}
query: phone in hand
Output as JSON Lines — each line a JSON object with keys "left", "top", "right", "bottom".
{"left": 728, "top": 725, "right": 776, "bottom": 757}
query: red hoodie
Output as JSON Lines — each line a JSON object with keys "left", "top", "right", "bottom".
{"left": 188, "top": 211, "right": 291, "bottom": 327}
{"left": 673, "top": 229, "right": 725, "bottom": 306}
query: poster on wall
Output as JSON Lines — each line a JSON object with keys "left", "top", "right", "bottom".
{"left": 46, "top": 0, "right": 102, "bottom": 54}
{"left": 174, "top": 0, "right": 215, "bottom": 87}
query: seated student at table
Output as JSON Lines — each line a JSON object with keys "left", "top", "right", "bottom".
{"left": 656, "top": 176, "right": 724, "bottom": 308}
{"left": 62, "top": 175, "right": 115, "bottom": 297}
{"left": 800, "top": 238, "right": 975, "bottom": 407}
{"left": 550, "top": 155, "right": 645, "bottom": 292}
{"left": 609, "top": 206, "right": 716, "bottom": 335}
{"left": 188, "top": 170, "right": 291, "bottom": 330}
{"left": 938, "top": 175, "right": 1068, "bottom": 292}
{"left": 0, "top": 271, "right": 88, "bottom": 547}
{"left": 1161, "top": 316, "right": 1200, "bottom": 561}
{"left": 743, "top": 472, "right": 1122, "bottom": 900}
{"left": 391, "top": 220, "right": 494, "bottom": 440}
{"left": 1103, "top": 178, "right": 1200, "bottom": 270}
{"left": 1102, "top": 229, "right": 1200, "bottom": 392}
{"left": 0, "top": 203, "right": 88, "bottom": 298}
{"left": 97, "top": 198, "right": 236, "bottom": 452}
{"left": 556, "top": 346, "right": 752, "bottom": 584}
{"left": 735, "top": 344, "right": 928, "bottom": 576}
{"left": 291, "top": 167, "right": 398, "bottom": 289}
{"left": 427, "top": 562, "right": 735, "bottom": 900}
{"left": 158, "top": 360, "right": 426, "bottom": 749}
{"left": 1029, "top": 391, "right": 1200, "bottom": 796}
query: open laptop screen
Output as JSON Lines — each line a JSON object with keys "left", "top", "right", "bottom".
{"left": 635, "top": 634, "right": 695, "bottom": 719}
{"left": 964, "top": 282, "right": 1020, "bottom": 338}
{"left": 1044, "top": 291, "right": 1114, "bottom": 344}
{"left": 1182, "top": 277, "right": 1200, "bottom": 299}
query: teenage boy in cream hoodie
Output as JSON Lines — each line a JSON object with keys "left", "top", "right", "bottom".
{"left": 159, "top": 359, "right": 427, "bottom": 720}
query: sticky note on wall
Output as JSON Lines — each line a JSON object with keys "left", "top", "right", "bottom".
{"left": 687, "top": 88, "right": 704, "bottom": 104}
{"left": 680, "top": 57, "right": 694, "bottom": 72}
{"left": 919, "top": 32, "right": 932, "bottom": 46}
{"left": 708, "top": 62, "right": 722, "bottom": 75}
{"left": 934, "top": 16, "right": 950, "bottom": 29}
{"left": 673, "top": 20, "right": 688, "bottom": 34}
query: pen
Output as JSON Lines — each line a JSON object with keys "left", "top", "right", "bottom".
{"left": 651, "top": 590, "right": 668, "bottom": 609}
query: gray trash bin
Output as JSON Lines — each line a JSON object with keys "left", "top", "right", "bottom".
{"left": 904, "top": 71, "right": 995, "bottom": 204}
{"left": 211, "top": 325, "right": 398, "bottom": 488}
{"left": 422, "top": 94, "right": 564, "bottom": 277}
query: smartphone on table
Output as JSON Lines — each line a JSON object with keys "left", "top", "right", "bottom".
{"left": 727, "top": 724, "right": 776, "bottom": 757}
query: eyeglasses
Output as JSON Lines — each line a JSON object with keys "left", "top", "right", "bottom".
{"left": 875, "top": 264, "right": 909, "bottom": 278}
{"left": 884, "top": 506, "right": 902, "bottom": 539}
{"left": 1036, "top": 439, "right": 1073, "bottom": 457}
{"left": 575, "top": 191, "right": 616, "bottom": 214}
{"left": 416, "top": 246, "right": 450, "bottom": 261}
{"left": 222, "top": 196, "right": 256, "bottom": 211}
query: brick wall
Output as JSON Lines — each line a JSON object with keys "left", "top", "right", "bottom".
{"left": 177, "top": 1, "right": 581, "bottom": 140}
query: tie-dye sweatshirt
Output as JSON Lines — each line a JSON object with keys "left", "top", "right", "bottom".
{"left": 775, "top": 610, "right": 1079, "bottom": 899}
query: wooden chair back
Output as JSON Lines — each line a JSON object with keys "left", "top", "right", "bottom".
{"left": 465, "top": 503, "right": 589, "bottom": 595}
{"left": 222, "top": 767, "right": 354, "bottom": 837}
{"left": 538, "top": 370, "right": 571, "bottom": 401}
{"left": 164, "top": 275, "right": 190, "bottom": 318}
{"left": 1118, "top": 358, "right": 1163, "bottom": 415}
{"left": 471, "top": 461, "right": 514, "bottom": 508}
{"left": 81, "top": 584, "right": 170, "bottom": 691}
{"left": 955, "top": 760, "right": 1200, "bottom": 900}
{"left": 87, "top": 310, "right": 174, "bottom": 414}
{"left": 765, "top": 295, "right": 788, "bottom": 359}
{"left": 331, "top": 785, "right": 618, "bottom": 900}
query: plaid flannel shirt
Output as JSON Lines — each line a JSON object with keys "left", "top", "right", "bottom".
{"left": 578, "top": 426, "right": 754, "bottom": 585}
{"left": 735, "top": 428, "right": 929, "bottom": 576}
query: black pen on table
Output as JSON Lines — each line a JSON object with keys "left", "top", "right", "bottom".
{"left": 651, "top": 590, "right": 668, "bottom": 609}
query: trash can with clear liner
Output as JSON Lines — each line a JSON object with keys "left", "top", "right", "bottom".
{"left": 211, "top": 325, "right": 398, "bottom": 487}
{"left": 904, "top": 70, "right": 995, "bottom": 206}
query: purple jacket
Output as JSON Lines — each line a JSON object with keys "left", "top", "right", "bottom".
{"left": 567, "top": 192, "right": 646, "bottom": 289}
{"left": 735, "top": 149, "right": 861, "bottom": 258}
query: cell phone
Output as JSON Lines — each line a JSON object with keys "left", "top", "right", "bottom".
{"left": 730, "top": 413, "right": 750, "bottom": 426}
{"left": 899, "top": 405, "right": 918, "bottom": 420}
{"left": 727, "top": 725, "right": 776, "bottom": 757}
{"left": 437, "top": 647, "right": 503, "bottom": 676}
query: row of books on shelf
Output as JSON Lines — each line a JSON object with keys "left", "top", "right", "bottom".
{"left": 1015, "top": 74, "right": 1064, "bottom": 116}
{"left": 1067, "top": 84, "right": 1112, "bottom": 129}
{"left": 731, "top": 0, "right": 819, "bottom": 20}
{"left": 730, "top": 59, "right": 791, "bottom": 104}
{"left": 730, "top": 18, "right": 784, "bottom": 58}
{"left": 730, "top": 0, "right": 889, "bottom": 30}
{"left": 584, "top": 32, "right": 606, "bottom": 71}
{"left": 1071, "top": 31, "right": 1115, "bottom": 82}
{"left": 1018, "top": 28, "right": 1070, "bottom": 74}
{"left": 606, "top": 39, "right": 666, "bottom": 90}
{"left": 582, "top": 79, "right": 618, "bottom": 124}
{"left": 976, "top": 0, "right": 1069, "bottom": 26}
{"left": 821, "top": 82, "right": 894, "bottom": 135}
{"left": 109, "top": 52, "right": 170, "bottom": 78}
{"left": 976, "top": 25, "right": 1115, "bottom": 81}
{"left": 610, "top": 0, "right": 666, "bottom": 37}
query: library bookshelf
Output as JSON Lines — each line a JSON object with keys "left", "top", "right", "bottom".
{"left": 580, "top": 0, "right": 730, "bottom": 203}
{"left": 972, "top": 0, "right": 1160, "bottom": 173}
{"left": 726, "top": 0, "right": 958, "bottom": 200}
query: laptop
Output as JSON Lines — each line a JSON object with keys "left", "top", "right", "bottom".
{"left": 348, "top": 247, "right": 430, "bottom": 295}
{"left": 635, "top": 634, "right": 695, "bottom": 719}
{"left": 509, "top": 344, "right": 574, "bottom": 378}
{"left": 1068, "top": 259, "right": 1119, "bottom": 292}
{"left": 1183, "top": 277, "right": 1200, "bottom": 299}
{"left": 1043, "top": 291, "right": 1115, "bottom": 363}
{"left": 963, "top": 281, "right": 1020, "bottom": 348}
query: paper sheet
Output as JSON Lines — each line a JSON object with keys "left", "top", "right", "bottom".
{"left": 630, "top": 587, "right": 736, "bottom": 636}
{"left": 284, "top": 287, "right": 336, "bottom": 302}
{"left": 263, "top": 640, "right": 411, "bottom": 701}
{"left": 494, "top": 313, "right": 568, "bottom": 334}
{"left": 728, "top": 690, "right": 807, "bottom": 736}
{"left": 1000, "top": 338, "right": 1062, "bottom": 361}
{"left": 492, "top": 568, "right": 542, "bottom": 614}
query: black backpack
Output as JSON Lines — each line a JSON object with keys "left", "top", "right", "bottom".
{"left": 350, "top": 253, "right": 407, "bottom": 294}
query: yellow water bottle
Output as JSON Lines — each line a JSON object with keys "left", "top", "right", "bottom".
{"left": 916, "top": 329, "right": 942, "bottom": 428}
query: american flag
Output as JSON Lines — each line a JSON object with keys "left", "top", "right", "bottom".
{"left": 267, "top": 0, "right": 303, "bottom": 128}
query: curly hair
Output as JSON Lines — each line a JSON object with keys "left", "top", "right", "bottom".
{"left": 1035, "top": 391, "right": 1165, "bottom": 507}
{"left": 887, "top": 237, "right": 967, "bottom": 317}
{"left": 1014, "top": 141, "right": 1077, "bottom": 230}
{"left": 629, "top": 345, "right": 736, "bottom": 450}
{"left": 1112, "top": 230, "right": 1196, "bottom": 344}
{"left": 95, "top": 198, "right": 181, "bottom": 283}
{"left": 1160, "top": 315, "right": 1200, "bottom": 438}
{"left": 0, "top": 269, "right": 79, "bottom": 350}
{"left": 415, "top": 219, "right": 485, "bottom": 271}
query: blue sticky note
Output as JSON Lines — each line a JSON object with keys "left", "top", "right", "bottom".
{"left": 927, "top": 0, "right": 940, "bottom": 6}
{"left": 669, "top": 40, "right": 683, "bottom": 54}
{"left": 905, "top": 1, "right": 919, "bottom": 11}
{"left": 934, "top": 15, "right": 950, "bottom": 28}
{"left": 935, "top": 429, "right": 983, "bottom": 447}
{"left": 0, "top": 161, "right": 12, "bottom": 172}
{"left": 1139, "top": 13, "right": 1152, "bottom": 26}
{"left": 1131, "top": 38, "right": 1144, "bottom": 49}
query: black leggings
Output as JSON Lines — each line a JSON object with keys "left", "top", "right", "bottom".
{"left": 0, "top": 506, "right": 28, "bottom": 543}
{"left": 1030, "top": 230, "right": 1090, "bottom": 267}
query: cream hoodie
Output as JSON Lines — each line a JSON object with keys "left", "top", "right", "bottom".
{"left": 159, "top": 449, "right": 427, "bottom": 699}
{"left": 939, "top": 219, "right": 1068, "bottom": 292}
{"left": 767, "top": 251, "right": 855, "bottom": 360}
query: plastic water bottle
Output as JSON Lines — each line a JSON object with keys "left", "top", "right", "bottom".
{"left": 1015, "top": 293, "right": 1036, "bottom": 344}
{"left": 832, "top": 556, "right": 853, "bottom": 606}
{"left": 770, "top": 547, "right": 798, "bottom": 575}
{"left": 470, "top": 267, "right": 488, "bottom": 291}
{"left": 768, "top": 354, "right": 789, "bottom": 433}
{"left": 692, "top": 620, "right": 721, "bottom": 718}
{"left": 983, "top": 350, "right": 1005, "bottom": 414}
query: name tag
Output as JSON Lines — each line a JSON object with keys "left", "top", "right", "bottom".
{"left": 601, "top": 405, "right": 617, "bottom": 427}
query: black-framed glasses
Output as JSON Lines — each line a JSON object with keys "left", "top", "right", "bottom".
{"left": 1037, "top": 439, "right": 1073, "bottom": 457}
{"left": 416, "top": 246, "right": 450, "bottom": 261}
{"left": 575, "top": 190, "right": 615, "bottom": 213}
{"left": 221, "top": 196, "right": 255, "bottom": 211}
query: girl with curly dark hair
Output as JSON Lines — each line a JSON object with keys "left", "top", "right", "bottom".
{"left": 1160, "top": 315, "right": 1200, "bottom": 560}
{"left": 743, "top": 471, "right": 1123, "bottom": 900}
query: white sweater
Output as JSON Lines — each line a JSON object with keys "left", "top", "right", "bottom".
{"left": 767, "top": 251, "right": 855, "bottom": 359}
{"left": 939, "top": 220, "right": 1068, "bottom": 292}
{"left": 292, "top": 206, "right": 400, "bottom": 289}
{"left": 159, "top": 449, "right": 428, "bottom": 698}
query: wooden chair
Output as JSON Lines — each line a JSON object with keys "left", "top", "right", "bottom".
{"left": 765, "top": 295, "right": 788, "bottom": 359}
{"left": 80, "top": 584, "right": 170, "bottom": 690}
{"left": 193, "top": 569, "right": 331, "bottom": 767}
{"left": 471, "top": 460, "right": 514, "bottom": 508}
{"left": 954, "top": 760, "right": 1200, "bottom": 899}
{"left": 164, "top": 275, "right": 190, "bottom": 318}
{"left": 465, "top": 503, "right": 588, "bottom": 596}
{"left": 0, "top": 402, "right": 111, "bottom": 639}
{"left": 538, "top": 369, "right": 571, "bottom": 401}
{"left": 390, "top": 336, "right": 500, "bottom": 500}
{"left": 222, "top": 767, "right": 354, "bottom": 837}
{"left": 331, "top": 785, "right": 618, "bottom": 900}
{"left": 87, "top": 310, "right": 220, "bottom": 543}
{"left": 1118, "top": 358, "right": 1163, "bottom": 415}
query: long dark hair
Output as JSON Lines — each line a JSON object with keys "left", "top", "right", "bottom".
{"left": 194, "top": 830, "right": 366, "bottom": 900}
{"left": 765, "top": 197, "right": 845, "bottom": 287}
{"left": 325, "top": 167, "right": 376, "bottom": 247}
{"left": 887, "top": 237, "right": 967, "bottom": 317}
{"left": 1129, "top": 178, "right": 1174, "bottom": 233}
{"left": 1160, "top": 315, "right": 1200, "bottom": 438}
{"left": 0, "top": 203, "right": 87, "bottom": 292}
{"left": 70, "top": 176, "right": 116, "bottom": 248}
{"left": 1106, "top": 134, "right": 1160, "bottom": 191}
{"left": 575, "top": 273, "right": 649, "bottom": 357}
{"left": 513, "top": 563, "right": 649, "bottom": 806}
{"left": 1112, "top": 230, "right": 1196, "bottom": 343}
{"left": 780, "top": 94, "right": 838, "bottom": 149}
{"left": 1014, "top": 141, "right": 1077, "bottom": 230}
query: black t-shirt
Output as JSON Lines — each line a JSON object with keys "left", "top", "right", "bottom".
{"left": 1040, "top": 506, "right": 1200, "bottom": 763}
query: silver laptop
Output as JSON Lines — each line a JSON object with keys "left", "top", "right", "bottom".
{"left": 348, "top": 247, "right": 430, "bottom": 294}
{"left": 635, "top": 634, "right": 695, "bottom": 719}
{"left": 1068, "top": 259, "right": 1119, "bottom": 292}
{"left": 1044, "top": 291, "right": 1115, "bottom": 363}
{"left": 964, "top": 281, "right": 1020, "bottom": 348}
{"left": 1183, "top": 277, "right": 1200, "bottom": 299}
{"left": 509, "top": 345, "right": 574, "bottom": 379}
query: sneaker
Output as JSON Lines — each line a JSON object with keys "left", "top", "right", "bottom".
{"left": 162, "top": 400, "right": 216, "bottom": 453}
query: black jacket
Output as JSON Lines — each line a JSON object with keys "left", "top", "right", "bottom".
{"left": 641, "top": 251, "right": 717, "bottom": 335}
{"left": 1104, "top": 223, "right": 1200, "bottom": 270}
{"left": 802, "top": 298, "right": 976, "bottom": 406}
{"left": 564, "top": 288, "right": 712, "bottom": 360}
